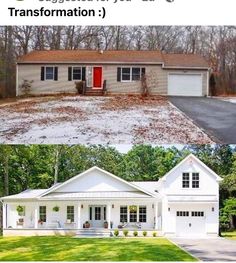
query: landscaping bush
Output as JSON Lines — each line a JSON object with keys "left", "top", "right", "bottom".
{"left": 75, "top": 81, "right": 84, "bottom": 94}
{"left": 123, "top": 230, "right": 129, "bottom": 237}
{"left": 143, "top": 231, "right": 147, "bottom": 237}
{"left": 114, "top": 229, "right": 119, "bottom": 237}
{"left": 152, "top": 232, "right": 157, "bottom": 237}
{"left": 133, "top": 231, "right": 138, "bottom": 237}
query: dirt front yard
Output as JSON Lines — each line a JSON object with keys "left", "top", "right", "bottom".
{"left": 0, "top": 95, "right": 213, "bottom": 144}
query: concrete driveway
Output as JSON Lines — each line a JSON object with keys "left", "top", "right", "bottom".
{"left": 169, "top": 97, "right": 236, "bottom": 143}
{"left": 170, "top": 238, "right": 236, "bottom": 261}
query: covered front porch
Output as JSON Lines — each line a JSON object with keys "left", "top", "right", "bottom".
{"left": 3, "top": 200, "right": 162, "bottom": 233}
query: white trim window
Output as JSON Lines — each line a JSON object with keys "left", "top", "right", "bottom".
{"left": 72, "top": 67, "right": 82, "bottom": 80}
{"left": 121, "top": 67, "right": 141, "bottom": 82}
{"left": 67, "top": 206, "right": 75, "bottom": 223}
{"left": 120, "top": 206, "right": 128, "bottom": 223}
{"left": 45, "top": 67, "right": 54, "bottom": 80}
{"left": 39, "top": 206, "right": 47, "bottom": 222}
{"left": 182, "top": 173, "right": 190, "bottom": 188}
{"left": 192, "top": 173, "right": 200, "bottom": 188}
{"left": 139, "top": 206, "right": 147, "bottom": 223}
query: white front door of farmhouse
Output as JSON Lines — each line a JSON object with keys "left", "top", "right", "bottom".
{"left": 89, "top": 205, "right": 106, "bottom": 228}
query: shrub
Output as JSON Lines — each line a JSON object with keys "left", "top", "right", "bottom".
{"left": 75, "top": 81, "right": 84, "bottom": 94}
{"left": 53, "top": 206, "right": 60, "bottom": 212}
{"left": 114, "top": 229, "right": 119, "bottom": 237}
{"left": 123, "top": 230, "right": 129, "bottom": 237}
{"left": 133, "top": 231, "right": 138, "bottom": 237}
{"left": 21, "top": 79, "right": 34, "bottom": 96}
{"left": 152, "top": 232, "right": 157, "bottom": 237}
{"left": 143, "top": 231, "right": 147, "bottom": 237}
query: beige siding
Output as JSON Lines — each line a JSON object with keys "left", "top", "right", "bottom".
{"left": 18, "top": 64, "right": 208, "bottom": 96}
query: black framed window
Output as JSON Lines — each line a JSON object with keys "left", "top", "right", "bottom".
{"left": 67, "top": 206, "right": 74, "bottom": 222}
{"left": 176, "top": 211, "right": 189, "bottom": 217}
{"left": 89, "top": 207, "right": 92, "bottom": 220}
{"left": 129, "top": 207, "right": 137, "bottom": 223}
{"left": 95, "top": 207, "right": 101, "bottom": 220}
{"left": 39, "top": 206, "right": 46, "bottom": 222}
{"left": 182, "top": 173, "right": 190, "bottom": 188}
{"left": 139, "top": 206, "right": 147, "bottom": 223}
{"left": 45, "top": 67, "right": 54, "bottom": 80}
{"left": 192, "top": 173, "right": 200, "bottom": 188}
{"left": 104, "top": 207, "right": 106, "bottom": 221}
{"left": 120, "top": 206, "right": 128, "bottom": 223}
{"left": 192, "top": 211, "right": 204, "bottom": 217}
{"left": 72, "top": 67, "right": 82, "bottom": 80}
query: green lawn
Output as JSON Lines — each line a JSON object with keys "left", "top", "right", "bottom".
{"left": 222, "top": 231, "right": 236, "bottom": 240}
{"left": 0, "top": 236, "right": 197, "bottom": 261}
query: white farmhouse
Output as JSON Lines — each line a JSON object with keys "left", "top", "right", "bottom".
{"left": 1, "top": 154, "right": 222, "bottom": 237}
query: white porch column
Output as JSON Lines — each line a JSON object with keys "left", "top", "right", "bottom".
{"left": 107, "top": 204, "right": 111, "bottom": 229}
{"left": 154, "top": 202, "right": 158, "bottom": 230}
{"left": 34, "top": 205, "right": 38, "bottom": 229}
{"left": 2, "top": 203, "right": 7, "bottom": 229}
{"left": 77, "top": 202, "right": 81, "bottom": 229}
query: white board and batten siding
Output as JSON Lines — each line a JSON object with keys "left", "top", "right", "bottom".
{"left": 168, "top": 73, "right": 203, "bottom": 97}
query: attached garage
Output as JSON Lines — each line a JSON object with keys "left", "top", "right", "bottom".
{"left": 176, "top": 211, "right": 206, "bottom": 237}
{"left": 168, "top": 73, "right": 203, "bottom": 97}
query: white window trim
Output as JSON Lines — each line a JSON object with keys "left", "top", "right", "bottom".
{"left": 72, "top": 66, "right": 82, "bottom": 81}
{"left": 121, "top": 67, "right": 142, "bottom": 83}
{"left": 45, "top": 66, "right": 55, "bottom": 81}
{"left": 182, "top": 172, "right": 200, "bottom": 189}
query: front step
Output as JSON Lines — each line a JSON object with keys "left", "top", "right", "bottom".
{"left": 84, "top": 89, "right": 104, "bottom": 96}
{"left": 76, "top": 229, "right": 112, "bottom": 238}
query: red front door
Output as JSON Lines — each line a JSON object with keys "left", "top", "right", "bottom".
{"left": 93, "top": 67, "right": 102, "bottom": 89}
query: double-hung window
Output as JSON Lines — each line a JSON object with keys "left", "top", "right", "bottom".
{"left": 67, "top": 206, "right": 75, "bottom": 223}
{"left": 192, "top": 173, "right": 200, "bottom": 188}
{"left": 45, "top": 67, "right": 54, "bottom": 80}
{"left": 72, "top": 67, "right": 82, "bottom": 80}
{"left": 139, "top": 206, "right": 147, "bottom": 223}
{"left": 182, "top": 173, "right": 190, "bottom": 188}
{"left": 120, "top": 206, "right": 128, "bottom": 223}
{"left": 39, "top": 206, "right": 47, "bottom": 222}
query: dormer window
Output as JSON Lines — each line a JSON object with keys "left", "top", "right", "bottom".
{"left": 192, "top": 173, "right": 200, "bottom": 188}
{"left": 182, "top": 173, "right": 190, "bottom": 188}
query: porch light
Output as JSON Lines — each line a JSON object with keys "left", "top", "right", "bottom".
{"left": 81, "top": 204, "right": 83, "bottom": 209}
{"left": 152, "top": 204, "right": 154, "bottom": 209}
{"left": 212, "top": 207, "right": 214, "bottom": 212}
{"left": 168, "top": 208, "right": 170, "bottom": 212}
{"left": 112, "top": 204, "right": 114, "bottom": 209}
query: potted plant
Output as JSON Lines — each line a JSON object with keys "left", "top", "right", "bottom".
{"left": 104, "top": 221, "right": 108, "bottom": 228}
{"left": 16, "top": 205, "right": 25, "bottom": 216}
{"left": 84, "top": 221, "right": 90, "bottom": 228}
{"left": 38, "top": 219, "right": 44, "bottom": 225}
{"left": 53, "top": 206, "right": 60, "bottom": 212}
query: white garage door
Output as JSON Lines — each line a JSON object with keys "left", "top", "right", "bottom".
{"left": 176, "top": 211, "right": 206, "bottom": 237}
{"left": 168, "top": 74, "right": 203, "bottom": 96}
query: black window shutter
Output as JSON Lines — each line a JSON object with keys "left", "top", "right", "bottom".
{"left": 68, "top": 67, "right": 72, "bottom": 81}
{"left": 141, "top": 67, "right": 146, "bottom": 76}
{"left": 41, "top": 67, "right": 45, "bottom": 81}
{"left": 82, "top": 67, "right": 86, "bottom": 81}
{"left": 54, "top": 67, "right": 58, "bottom": 81}
{"left": 117, "top": 67, "right": 121, "bottom": 82}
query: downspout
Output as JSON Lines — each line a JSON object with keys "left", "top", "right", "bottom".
{"left": 16, "top": 63, "right": 19, "bottom": 97}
